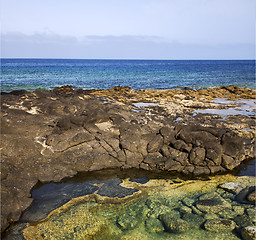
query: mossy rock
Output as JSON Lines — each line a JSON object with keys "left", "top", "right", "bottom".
{"left": 179, "top": 205, "right": 192, "bottom": 214}
{"left": 182, "top": 197, "right": 195, "bottom": 207}
{"left": 204, "top": 219, "right": 236, "bottom": 232}
{"left": 158, "top": 214, "right": 189, "bottom": 233}
{"left": 117, "top": 212, "right": 138, "bottom": 231}
{"left": 146, "top": 205, "right": 174, "bottom": 219}
{"left": 196, "top": 192, "right": 232, "bottom": 213}
{"left": 217, "top": 209, "right": 238, "bottom": 219}
{"left": 182, "top": 213, "right": 205, "bottom": 229}
{"left": 234, "top": 215, "right": 253, "bottom": 228}
{"left": 246, "top": 208, "right": 256, "bottom": 222}
{"left": 145, "top": 218, "right": 164, "bottom": 233}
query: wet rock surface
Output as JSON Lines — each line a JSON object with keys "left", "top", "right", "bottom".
{"left": 1, "top": 85, "right": 255, "bottom": 232}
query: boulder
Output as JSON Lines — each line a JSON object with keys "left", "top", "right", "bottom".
{"left": 204, "top": 219, "right": 236, "bottom": 232}
{"left": 158, "top": 214, "right": 189, "bottom": 233}
{"left": 195, "top": 192, "right": 232, "bottom": 213}
{"left": 117, "top": 212, "right": 138, "bottom": 230}
{"left": 145, "top": 218, "right": 164, "bottom": 233}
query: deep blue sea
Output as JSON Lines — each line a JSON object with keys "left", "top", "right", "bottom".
{"left": 1, "top": 59, "right": 255, "bottom": 92}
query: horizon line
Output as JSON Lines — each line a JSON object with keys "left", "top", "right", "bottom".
{"left": 1, "top": 57, "right": 255, "bottom": 61}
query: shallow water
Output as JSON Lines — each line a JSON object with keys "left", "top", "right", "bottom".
{"left": 4, "top": 159, "right": 255, "bottom": 240}
{"left": 21, "top": 174, "right": 255, "bottom": 240}
{"left": 194, "top": 98, "right": 256, "bottom": 117}
{"left": 133, "top": 102, "right": 159, "bottom": 108}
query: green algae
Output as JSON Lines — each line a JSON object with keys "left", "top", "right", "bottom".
{"left": 22, "top": 175, "right": 255, "bottom": 240}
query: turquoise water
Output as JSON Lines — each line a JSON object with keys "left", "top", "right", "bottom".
{"left": 1, "top": 59, "right": 255, "bottom": 91}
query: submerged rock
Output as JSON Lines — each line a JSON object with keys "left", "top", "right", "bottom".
{"left": 117, "top": 212, "right": 138, "bottom": 231}
{"left": 145, "top": 218, "right": 164, "bottom": 233}
{"left": 158, "top": 214, "right": 189, "bottom": 233}
{"left": 196, "top": 192, "right": 232, "bottom": 213}
{"left": 204, "top": 219, "right": 236, "bottom": 232}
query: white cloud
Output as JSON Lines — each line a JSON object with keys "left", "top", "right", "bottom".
{"left": 1, "top": 32, "right": 254, "bottom": 59}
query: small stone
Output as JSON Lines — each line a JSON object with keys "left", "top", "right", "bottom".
{"left": 145, "top": 218, "right": 164, "bottom": 233}
{"left": 204, "top": 219, "right": 236, "bottom": 232}
{"left": 158, "top": 214, "right": 189, "bottom": 233}
{"left": 179, "top": 206, "right": 192, "bottom": 214}
{"left": 241, "top": 226, "right": 256, "bottom": 240}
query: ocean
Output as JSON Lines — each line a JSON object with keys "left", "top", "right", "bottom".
{"left": 1, "top": 59, "right": 255, "bottom": 92}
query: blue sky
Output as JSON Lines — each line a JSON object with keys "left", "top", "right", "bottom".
{"left": 1, "top": 0, "right": 255, "bottom": 59}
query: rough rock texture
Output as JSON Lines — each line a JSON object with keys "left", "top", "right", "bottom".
{"left": 204, "top": 219, "right": 236, "bottom": 232}
{"left": 1, "top": 85, "right": 255, "bottom": 232}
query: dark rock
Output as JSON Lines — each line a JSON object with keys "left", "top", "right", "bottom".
{"left": 221, "top": 132, "right": 244, "bottom": 157}
{"left": 147, "top": 134, "right": 164, "bottom": 153}
{"left": 159, "top": 127, "right": 176, "bottom": 144}
{"left": 57, "top": 117, "right": 72, "bottom": 130}
{"left": 193, "top": 166, "right": 210, "bottom": 175}
{"left": 10, "top": 90, "right": 28, "bottom": 96}
{"left": 143, "top": 152, "right": 164, "bottom": 169}
{"left": 236, "top": 187, "right": 256, "bottom": 205}
{"left": 222, "top": 154, "right": 241, "bottom": 170}
{"left": 189, "top": 147, "right": 206, "bottom": 165}
{"left": 171, "top": 139, "right": 191, "bottom": 152}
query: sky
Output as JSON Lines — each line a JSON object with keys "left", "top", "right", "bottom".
{"left": 0, "top": 0, "right": 255, "bottom": 59}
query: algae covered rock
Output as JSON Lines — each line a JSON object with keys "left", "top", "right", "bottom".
{"left": 246, "top": 208, "right": 256, "bottom": 223}
{"left": 182, "top": 213, "right": 205, "bottom": 229}
{"left": 117, "top": 212, "right": 138, "bottom": 230}
{"left": 196, "top": 192, "right": 232, "bottom": 213}
{"left": 204, "top": 219, "right": 236, "bottom": 232}
{"left": 145, "top": 218, "right": 164, "bottom": 233}
{"left": 234, "top": 215, "right": 253, "bottom": 228}
{"left": 158, "top": 214, "right": 189, "bottom": 233}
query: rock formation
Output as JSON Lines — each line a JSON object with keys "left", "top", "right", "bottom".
{"left": 1, "top": 85, "right": 255, "bottom": 232}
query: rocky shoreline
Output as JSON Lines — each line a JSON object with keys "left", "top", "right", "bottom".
{"left": 1, "top": 85, "right": 255, "bottom": 233}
